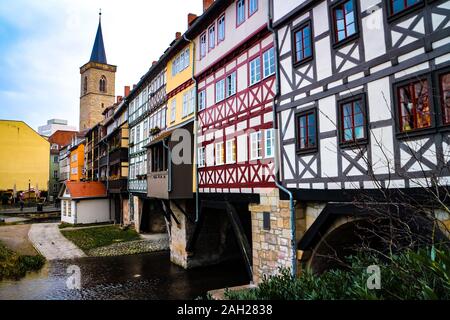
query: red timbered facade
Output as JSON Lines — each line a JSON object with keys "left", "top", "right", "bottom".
{"left": 197, "top": 22, "right": 276, "bottom": 194}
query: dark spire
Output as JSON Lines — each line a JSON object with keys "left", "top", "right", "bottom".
{"left": 89, "top": 10, "right": 107, "bottom": 64}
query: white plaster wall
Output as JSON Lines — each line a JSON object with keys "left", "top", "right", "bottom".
{"left": 75, "top": 199, "right": 112, "bottom": 224}
{"left": 272, "top": 0, "right": 308, "bottom": 23}
{"left": 195, "top": 1, "right": 269, "bottom": 76}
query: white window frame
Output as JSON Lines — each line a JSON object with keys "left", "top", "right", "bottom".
{"left": 200, "top": 33, "right": 207, "bottom": 58}
{"left": 263, "top": 47, "right": 276, "bottom": 78}
{"left": 226, "top": 72, "right": 236, "bottom": 97}
{"left": 215, "top": 142, "right": 224, "bottom": 166}
{"left": 188, "top": 88, "right": 196, "bottom": 115}
{"left": 216, "top": 79, "right": 225, "bottom": 103}
{"left": 198, "top": 146, "right": 206, "bottom": 168}
{"left": 250, "top": 56, "right": 261, "bottom": 86}
{"left": 198, "top": 90, "right": 206, "bottom": 111}
{"left": 226, "top": 139, "right": 236, "bottom": 164}
{"left": 170, "top": 99, "right": 176, "bottom": 123}
{"left": 182, "top": 92, "right": 189, "bottom": 118}
{"left": 249, "top": 0, "right": 258, "bottom": 16}
{"left": 250, "top": 131, "right": 262, "bottom": 160}
{"left": 218, "top": 15, "right": 225, "bottom": 43}
{"left": 208, "top": 24, "right": 216, "bottom": 50}
{"left": 237, "top": 0, "right": 246, "bottom": 25}
{"left": 265, "top": 129, "right": 275, "bottom": 158}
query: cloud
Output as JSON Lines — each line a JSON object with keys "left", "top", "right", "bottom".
{"left": 0, "top": 0, "right": 203, "bottom": 131}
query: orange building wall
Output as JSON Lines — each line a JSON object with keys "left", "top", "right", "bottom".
{"left": 69, "top": 144, "right": 85, "bottom": 181}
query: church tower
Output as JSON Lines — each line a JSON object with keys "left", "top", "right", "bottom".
{"left": 79, "top": 12, "right": 116, "bottom": 130}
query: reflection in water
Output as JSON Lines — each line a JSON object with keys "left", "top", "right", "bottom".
{"left": 0, "top": 252, "right": 249, "bottom": 300}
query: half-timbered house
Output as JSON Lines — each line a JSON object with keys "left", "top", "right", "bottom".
{"left": 272, "top": 0, "right": 450, "bottom": 271}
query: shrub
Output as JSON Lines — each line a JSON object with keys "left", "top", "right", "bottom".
{"left": 0, "top": 242, "right": 45, "bottom": 281}
{"left": 225, "top": 248, "right": 450, "bottom": 300}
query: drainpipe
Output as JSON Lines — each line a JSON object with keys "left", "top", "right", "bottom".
{"left": 100, "top": 139, "right": 112, "bottom": 223}
{"left": 162, "top": 139, "right": 172, "bottom": 193}
{"left": 267, "top": 0, "right": 297, "bottom": 278}
{"left": 183, "top": 33, "right": 199, "bottom": 223}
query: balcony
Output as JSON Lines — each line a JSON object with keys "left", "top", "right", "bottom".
{"left": 109, "top": 148, "right": 128, "bottom": 165}
{"left": 99, "top": 155, "right": 108, "bottom": 167}
{"left": 147, "top": 167, "right": 193, "bottom": 200}
{"left": 108, "top": 178, "right": 128, "bottom": 193}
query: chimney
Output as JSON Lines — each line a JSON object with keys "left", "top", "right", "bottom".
{"left": 152, "top": 61, "right": 158, "bottom": 66}
{"left": 203, "top": 0, "right": 214, "bottom": 12}
{"left": 188, "top": 13, "right": 198, "bottom": 27}
{"left": 124, "top": 86, "right": 130, "bottom": 97}
{"left": 117, "top": 96, "right": 123, "bottom": 103}
{"left": 175, "top": 32, "right": 182, "bottom": 40}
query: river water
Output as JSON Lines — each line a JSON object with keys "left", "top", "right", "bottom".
{"left": 0, "top": 252, "right": 249, "bottom": 300}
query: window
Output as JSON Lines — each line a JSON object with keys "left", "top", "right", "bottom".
{"left": 99, "top": 76, "right": 107, "bottom": 93}
{"left": 199, "top": 90, "right": 206, "bottom": 111}
{"left": 209, "top": 24, "right": 215, "bottom": 50}
{"left": 263, "top": 48, "right": 275, "bottom": 78}
{"left": 389, "top": 0, "right": 422, "bottom": 16}
{"left": 136, "top": 125, "right": 141, "bottom": 145}
{"left": 237, "top": 0, "right": 246, "bottom": 25}
{"left": 250, "top": 131, "right": 262, "bottom": 160}
{"left": 83, "top": 76, "right": 88, "bottom": 94}
{"left": 182, "top": 89, "right": 195, "bottom": 118}
{"left": 215, "top": 142, "right": 225, "bottom": 165}
{"left": 293, "top": 22, "right": 312, "bottom": 64}
{"left": 170, "top": 99, "right": 177, "bottom": 123}
{"left": 216, "top": 79, "right": 226, "bottom": 103}
{"left": 227, "top": 72, "right": 236, "bottom": 97}
{"left": 226, "top": 139, "right": 237, "bottom": 164}
{"left": 188, "top": 88, "right": 196, "bottom": 115}
{"left": 218, "top": 15, "right": 225, "bottom": 43}
{"left": 67, "top": 201, "right": 71, "bottom": 217}
{"left": 63, "top": 201, "right": 67, "bottom": 216}
{"left": 71, "top": 154, "right": 77, "bottom": 162}
{"left": 397, "top": 80, "right": 431, "bottom": 132}
{"left": 200, "top": 33, "right": 207, "bottom": 58}
{"left": 265, "top": 129, "right": 275, "bottom": 158}
{"left": 183, "top": 92, "right": 189, "bottom": 118}
{"left": 54, "top": 156, "right": 59, "bottom": 163}
{"left": 172, "top": 48, "right": 190, "bottom": 76}
{"left": 143, "top": 120, "right": 149, "bottom": 140}
{"left": 296, "top": 109, "right": 317, "bottom": 152}
{"left": 440, "top": 72, "right": 450, "bottom": 125}
{"left": 339, "top": 96, "right": 367, "bottom": 143}
{"left": 54, "top": 170, "right": 58, "bottom": 179}
{"left": 332, "top": 0, "right": 357, "bottom": 44}
{"left": 249, "top": 0, "right": 258, "bottom": 16}
{"left": 198, "top": 146, "right": 206, "bottom": 168}
{"left": 250, "top": 57, "right": 261, "bottom": 85}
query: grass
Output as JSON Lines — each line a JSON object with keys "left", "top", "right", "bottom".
{"left": 61, "top": 225, "right": 141, "bottom": 252}
{"left": 0, "top": 241, "right": 45, "bottom": 281}
{"left": 58, "top": 222, "right": 112, "bottom": 229}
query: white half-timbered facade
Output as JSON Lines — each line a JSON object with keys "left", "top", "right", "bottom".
{"left": 195, "top": 0, "right": 277, "bottom": 194}
{"left": 273, "top": 0, "right": 450, "bottom": 197}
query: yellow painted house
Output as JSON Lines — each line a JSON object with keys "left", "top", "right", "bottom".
{"left": 166, "top": 42, "right": 195, "bottom": 128}
{"left": 165, "top": 42, "right": 197, "bottom": 192}
{"left": 0, "top": 120, "right": 50, "bottom": 191}
{"left": 69, "top": 143, "right": 85, "bottom": 182}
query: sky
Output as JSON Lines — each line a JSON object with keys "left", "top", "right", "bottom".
{"left": 0, "top": 0, "right": 203, "bottom": 131}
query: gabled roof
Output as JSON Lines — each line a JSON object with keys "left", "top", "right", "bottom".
{"left": 89, "top": 15, "right": 107, "bottom": 64}
{"left": 62, "top": 181, "right": 107, "bottom": 200}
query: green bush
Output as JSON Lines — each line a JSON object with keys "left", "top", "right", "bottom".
{"left": 0, "top": 242, "right": 45, "bottom": 281}
{"left": 225, "top": 248, "right": 450, "bottom": 300}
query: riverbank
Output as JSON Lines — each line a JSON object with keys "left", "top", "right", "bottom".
{"left": 0, "top": 225, "right": 45, "bottom": 281}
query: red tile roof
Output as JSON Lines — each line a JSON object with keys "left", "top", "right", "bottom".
{"left": 65, "top": 181, "right": 107, "bottom": 199}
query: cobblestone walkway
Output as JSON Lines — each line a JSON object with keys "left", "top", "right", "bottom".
{"left": 28, "top": 223, "right": 86, "bottom": 260}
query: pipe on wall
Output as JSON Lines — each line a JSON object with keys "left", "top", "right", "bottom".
{"left": 267, "top": 0, "right": 297, "bottom": 278}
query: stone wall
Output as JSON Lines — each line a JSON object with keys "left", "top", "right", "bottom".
{"left": 169, "top": 200, "right": 193, "bottom": 268}
{"left": 79, "top": 64, "right": 116, "bottom": 130}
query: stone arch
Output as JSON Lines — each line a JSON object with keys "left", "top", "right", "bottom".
{"left": 306, "top": 216, "right": 378, "bottom": 274}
